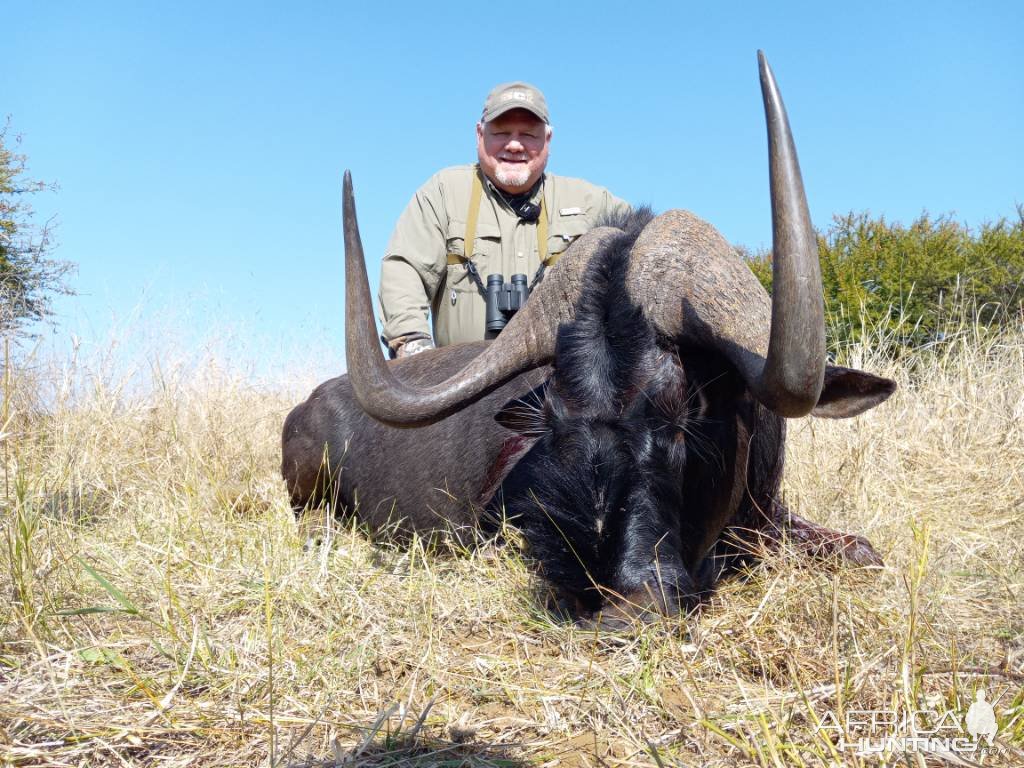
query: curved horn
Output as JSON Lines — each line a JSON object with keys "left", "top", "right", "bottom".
{"left": 343, "top": 170, "right": 622, "bottom": 425}
{"left": 626, "top": 51, "right": 824, "bottom": 417}
{"left": 757, "top": 49, "right": 826, "bottom": 414}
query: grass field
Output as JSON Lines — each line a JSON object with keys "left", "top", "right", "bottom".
{"left": 1, "top": 318, "right": 1022, "bottom": 767}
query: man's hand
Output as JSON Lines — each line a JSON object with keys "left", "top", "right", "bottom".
{"left": 399, "top": 338, "right": 434, "bottom": 357}
{"left": 388, "top": 333, "right": 435, "bottom": 359}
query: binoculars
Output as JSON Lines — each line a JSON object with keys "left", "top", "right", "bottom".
{"left": 485, "top": 273, "right": 529, "bottom": 332}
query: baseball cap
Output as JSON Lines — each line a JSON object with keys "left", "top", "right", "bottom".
{"left": 481, "top": 81, "right": 549, "bottom": 124}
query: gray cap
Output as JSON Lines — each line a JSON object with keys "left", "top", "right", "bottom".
{"left": 481, "top": 81, "right": 549, "bottom": 124}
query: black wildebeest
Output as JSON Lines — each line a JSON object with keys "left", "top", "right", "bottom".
{"left": 282, "top": 52, "right": 895, "bottom": 624}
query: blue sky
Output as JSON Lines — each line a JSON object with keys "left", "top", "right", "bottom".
{"left": 5, "top": 1, "right": 1022, "bottom": 378}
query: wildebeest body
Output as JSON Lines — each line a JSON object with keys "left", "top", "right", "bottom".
{"left": 282, "top": 213, "right": 890, "bottom": 624}
{"left": 282, "top": 343, "right": 549, "bottom": 539}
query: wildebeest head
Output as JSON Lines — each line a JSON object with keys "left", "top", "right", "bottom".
{"left": 489, "top": 209, "right": 894, "bottom": 624}
{"left": 490, "top": 208, "right": 702, "bottom": 616}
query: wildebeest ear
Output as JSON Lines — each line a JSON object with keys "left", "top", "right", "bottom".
{"left": 495, "top": 383, "right": 551, "bottom": 435}
{"left": 812, "top": 365, "right": 897, "bottom": 418}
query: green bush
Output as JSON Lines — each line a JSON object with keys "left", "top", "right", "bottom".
{"left": 1, "top": 121, "right": 73, "bottom": 338}
{"left": 744, "top": 208, "right": 1024, "bottom": 350}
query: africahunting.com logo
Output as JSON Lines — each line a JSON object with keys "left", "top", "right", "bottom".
{"left": 814, "top": 689, "right": 1000, "bottom": 758}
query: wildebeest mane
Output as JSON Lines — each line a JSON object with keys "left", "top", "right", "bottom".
{"left": 595, "top": 205, "right": 656, "bottom": 236}
{"left": 553, "top": 206, "right": 656, "bottom": 416}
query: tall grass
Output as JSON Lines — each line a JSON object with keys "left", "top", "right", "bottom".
{"left": 1, "top": 310, "right": 1022, "bottom": 767}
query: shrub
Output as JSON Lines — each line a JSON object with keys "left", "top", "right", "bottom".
{"left": 744, "top": 208, "right": 1024, "bottom": 350}
{"left": 1, "top": 121, "right": 74, "bottom": 338}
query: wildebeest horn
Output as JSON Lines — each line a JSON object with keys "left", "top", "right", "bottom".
{"left": 625, "top": 51, "right": 825, "bottom": 416}
{"left": 757, "top": 50, "right": 826, "bottom": 414}
{"left": 344, "top": 170, "right": 623, "bottom": 425}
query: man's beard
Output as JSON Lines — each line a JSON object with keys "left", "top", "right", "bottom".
{"left": 495, "top": 163, "right": 531, "bottom": 188}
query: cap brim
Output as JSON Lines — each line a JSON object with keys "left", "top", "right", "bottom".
{"left": 482, "top": 103, "right": 548, "bottom": 123}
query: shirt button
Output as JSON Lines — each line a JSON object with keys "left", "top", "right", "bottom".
{"left": 517, "top": 251, "right": 523, "bottom": 258}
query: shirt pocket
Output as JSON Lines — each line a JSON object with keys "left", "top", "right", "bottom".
{"left": 547, "top": 215, "right": 592, "bottom": 259}
{"left": 446, "top": 219, "right": 502, "bottom": 292}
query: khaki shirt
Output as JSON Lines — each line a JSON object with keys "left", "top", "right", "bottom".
{"left": 379, "top": 164, "right": 630, "bottom": 347}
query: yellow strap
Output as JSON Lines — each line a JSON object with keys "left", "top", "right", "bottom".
{"left": 537, "top": 194, "right": 550, "bottom": 267}
{"left": 448, "top": 168, "right": 484, "bottom": 266}
{"left": 464, "top": 169, "right": 483, "bottom": 261}
{"left": 537, "top": 193, "right": 563, "bottom": 268}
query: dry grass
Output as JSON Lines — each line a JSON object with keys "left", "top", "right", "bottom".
{"left": 1, "top": 317, "right": 1022, "bottom": 767}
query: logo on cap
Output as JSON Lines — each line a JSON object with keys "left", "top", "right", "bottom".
{"left": 502, "top": 90, "right": 534, "bottom": 104}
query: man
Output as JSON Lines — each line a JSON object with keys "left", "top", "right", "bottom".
{"left": 379, "top": 81, "right": 630, "bottom": 357}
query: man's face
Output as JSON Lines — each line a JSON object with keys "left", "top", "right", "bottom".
{"left": 476, "top": 109, "right": 551, "bottom": 194}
